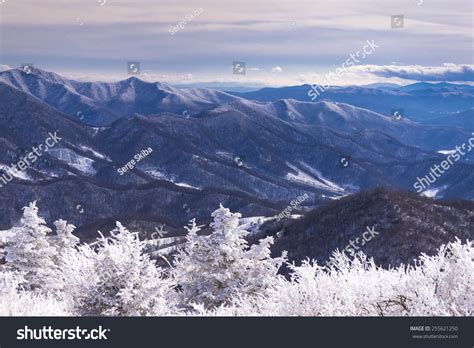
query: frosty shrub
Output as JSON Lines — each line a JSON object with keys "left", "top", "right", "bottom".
{"left": 0, "top": 202, "right": 472, "bottom": 317}
{"left": 3, "top": 202, "right": 59, "bottom": 293}
{"left": 205, "top": 239, "right": 473, "bottom": 316}
{"left": 172, "top": 205, "right": 286, "bottom": 309}
{"left": 60, "top": 222, "right": 174, "bottom": 316}
{"left": 0, "top": 271, "right": 69, "bottom": 316}
{"left": 402, "top": 239, "right": 473, "bottom": 316}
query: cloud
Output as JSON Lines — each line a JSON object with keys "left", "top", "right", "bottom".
{"left": 0, "top": 65, "right": 12, "bottom": 72}
{"left": 271, "top": 66, "right": 283, "bottom": 73}
{"left": 359, "top": 64, "right": 474, "bottom": 82}
{"left": 1, "top": 0, "right": 471, "bottom": 84}
{"left": 56, "top": 63, "right": 474, "bottom": 87}
{"left": 294, "top": 63, "right": 474, "bottom": 87}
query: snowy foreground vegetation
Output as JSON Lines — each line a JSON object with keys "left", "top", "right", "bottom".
{"left": 0, "top": 202, "right": 472, "bottom": 316}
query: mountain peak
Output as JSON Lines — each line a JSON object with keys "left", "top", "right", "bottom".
{"left": 125, "top": 75, "right": 143, "bottom": 83}
{"left": 0, "top": 66, "right": 73, "bottom": 87}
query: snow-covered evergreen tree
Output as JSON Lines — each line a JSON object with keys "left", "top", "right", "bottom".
{"left": 54, "top": 219, "right": 79, "bottom": 254}
{"left": 61, "top": 222, "right": 173, "bottom": 316}
{"left": 173, "top": 205, "right": 285, "bottom": 309}
{"left": 0, "top": 201, "right": 472, "bottom": 317}
{"left": 3, "top": 202, "right": 59, "bottom": 293}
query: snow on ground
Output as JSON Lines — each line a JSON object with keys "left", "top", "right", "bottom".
{"left": 299, "top": 162, "right": 345, "bottom": 192}
{"left": 239, "top": 215, "right": 304, "bottom": 234}
{"left": 175, "top": 182, "right": 201, "bottom": 190}
{"left": 285, "top": 162, "right": 345, "bottom": 193}
{"left": 239, "top": 216, "right": 273, "bottom": 234}
{"left": 288, "top": 214, "right": 303, "bottom": 219}
{"left": 143, "top": 168, "right": 200, "bottom": 189}
{"left": 0, "top": 164, "right": 32, "bottom": 181}
{"left": 79, "top": 145, "right": 111, "bottom": 162}
{"left": 91, "top": 127, "right": 106, "bottom": 136}
{"left": 215, "top": 150, "right": 233, "bottom": 159}
{"left": 48, "top": 148, "right": 96, "bottom": 175}
{"left": 437, "top": 149, "right": 457, "bottom": 155}
{"left": 322, "top": 194, "right": 348, "bottom": 200}
{"left": 421, "top": 186, "right": 447, "bottom": 198}
{"left": 37, "top": 169, "right": 60, "bottom": 178}
{"left": 143, "top": 169, "right": 176, "bottom": 181}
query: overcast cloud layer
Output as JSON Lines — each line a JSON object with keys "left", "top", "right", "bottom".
{"left": 0, "top": 0, "right": 472, "bottom": 86}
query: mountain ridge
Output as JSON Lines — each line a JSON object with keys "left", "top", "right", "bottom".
{"left": 1, "top": 69, "right": 473, "bottom": 241}
{"left": 270, "top": 188, "right": 474, "bottom": 268}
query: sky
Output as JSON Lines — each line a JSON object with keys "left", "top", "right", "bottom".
{"left": 0, "top": 0, "right": 472, "bottom": 86}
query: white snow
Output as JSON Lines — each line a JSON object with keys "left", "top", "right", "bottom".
{"left": 215, "top": 150, "right": 233, "bottom": 160}
{"left": 143, "top": 169, "right": 177, "bottom": 182}
{"left": 0, "top": 164, "right": 32, "bottom": 181}
{"left": 0, "top": 229, "right": 16, "bottom": 243}
{"left": 437, "top": 149, "right": 457, "bottom": 155}
{"left": 421, "top": 186, "right": 446, "bottom": 198}
{"left": 48, "top": 148, "right": 96, "bottom": 175}
{"left": 149, "top": 244, "right": 181, "bottom": 256}
{"left": 238, "top": 216, "right": 273, "bottom": 234}
{"left": 38, "top": 169, "right": 60, "bottom": 178}
{"left": 1, "top": 200, "right": 472, "bottom": 317}
{"left": 285, "top": 162, "right": 345, "bottom": 193}
{"left": 144, "top": 236, "right": 186, "bottom": 248}
{"left": 79, "top": 146, "right": 111, "bottom": 162}
{"left": 288, "top": 214, "right": 303, "bottom": 219}
{"left": 299, "top": 163, "right": 345, "bottom": 192}
{"left": 142, "top": 168, "right": 199, "bottom": 189}
{"left": 175, "top": 182, "right": 201, "bottom": 190}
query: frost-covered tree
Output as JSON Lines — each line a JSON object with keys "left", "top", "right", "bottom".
{"left": 50, "top": 219, "right": 80, "bottom": 295}
{"left": 401, "top": 238, "right": 474, "bottom": 316}
{"left": 203, "top": 239, "right": 474, "bottom": 316}
{"left": 61, "top": 222, "right": 173, "bottom": 316}
{"left": 1, "top": 201, "right": 472, "bottom": 317}
{"left": 53, "top": 219, "right": 79, "bottom": 254}
{"left": 3, "top": 202, "right": 59, "bottom": 293}
{"left": 173, "top": 205, "right": 286, "bottom": 309}
{"left": 0, "top": 271, "right": 68, "bottom": 316}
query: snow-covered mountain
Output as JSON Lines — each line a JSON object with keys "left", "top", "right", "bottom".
{"left": 0, "top": 68, "right": 242, "bottom": 126}
{"left": 230, "top": 83, "right": 474, "bottom": 123}
{"left": 0, "top": 70, "right": 473, "bottom": 240}
{"left": 272, "top": 188, "right": 474, "bottom": 268}
{"left": 223, "top": 98, "right": 473, "bottom": 151}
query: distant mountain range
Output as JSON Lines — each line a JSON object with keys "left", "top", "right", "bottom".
{"left": 229, "top": 82, "right": 474, "bottom": 126}
{"left": 0, "top": 68, "right": 473, "bottom": 247}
